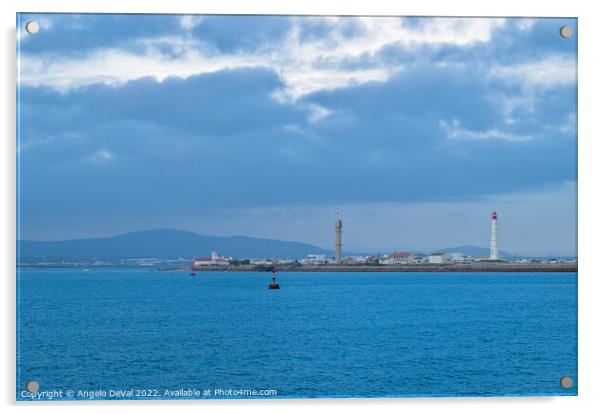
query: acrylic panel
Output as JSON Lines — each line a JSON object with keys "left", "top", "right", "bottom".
{"left": 16, "top": 13, "right": 578, "bottom": 401}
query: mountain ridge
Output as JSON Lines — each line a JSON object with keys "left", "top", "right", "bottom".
{"left": 18, "top": 229, "right": 530, "bottom": 261}
{"left": 18, "top": 228, "right": 332, "bottom": 260}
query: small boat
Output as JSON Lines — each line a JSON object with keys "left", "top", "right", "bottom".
{"left": 190, "top": 272, "right": 196, "bottom": 277}
{"left": 268, "top": 270, "right": 280, "bottom": 289}
{"left": 83, "top": 268, "right": 90, "bottom": 272}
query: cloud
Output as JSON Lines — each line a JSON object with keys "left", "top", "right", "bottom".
{"left": 86, "top": 149, "right": 114, "bottom": 162}
{"left": 16, "top": 15, "right": 578, "bottom": 249}
{"left": 514, "top": 18, "right": 536, "bottom": 32}
{"left": 41, "top": 68, "right": 302, "bottom": 136}
{"left": 18, "top": 63, "right": 576, "bottom": 214}
{"left": 18, "top": 132, "right": 79, "bottom": 152}
{"left": 19, "top": 16, "right": 508, "bottom": 99}
{"left": 18, "top": 135, "right": 57, "bottom": 151}
{"left": 305, "top": 103, "right": 333, "bottom": 123}
{"left": 17, "top": 13, "right": 184, "bottom": 54}
{"left": 488, "top": 55, "right": 576, "bottom": 89}
{"left": 440, "top": 119, "right": 535, "bottom": 142}
{"left": 179, "top": 15, "right": 204, "bottom": 30}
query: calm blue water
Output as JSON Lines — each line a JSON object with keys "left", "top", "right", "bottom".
{"left": 17, "top": 269, "right": 577, "bottom": 400}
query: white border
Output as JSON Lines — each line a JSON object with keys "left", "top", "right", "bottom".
{"left": 3, "top": 1, "right": 601, "bottom": 413}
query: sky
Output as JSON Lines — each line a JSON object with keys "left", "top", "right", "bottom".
{"left": 17, "top": 14, "right": 577, "bottom": 256}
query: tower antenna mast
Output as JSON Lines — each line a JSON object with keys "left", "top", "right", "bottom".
{"left": 335, "top": 208, "right": 343, "bottom": 265}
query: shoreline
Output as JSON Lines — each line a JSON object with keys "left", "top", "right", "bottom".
{"left": 17, "top": 263, "right": 578, "bottom": 272}
{"left": 181, "top": 263, "right": 577, "bottom": 273}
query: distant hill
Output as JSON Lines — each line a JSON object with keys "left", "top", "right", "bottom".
{"left": 18, "top": 230, "right": 528, "bottom": 263}
{"left": 18, "top": 229, "right": 332, "bottom": 261}
{"left": 432, "top": 245, "right": 514, "bottom": 257}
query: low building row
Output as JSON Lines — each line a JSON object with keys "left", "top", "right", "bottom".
{"left": 379, "top": 251, "right": 469, "bottom": 265}
{"left": 192, "top": 250, "right": 473, "bottom": 267}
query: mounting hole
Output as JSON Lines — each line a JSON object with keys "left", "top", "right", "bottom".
{"left": 25, "top": 380, "right": 40, "bottom": 393}
{"left": 25, "top": 21, "right": 40, "bottom": 35}
{"left": 559, "top": 25, "right": 572, "bottom": 39}
{"left": 560, "top": 376, "right": 573, "bottom": 389}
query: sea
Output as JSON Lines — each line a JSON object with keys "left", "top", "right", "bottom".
{"left": 16, "top": 268, "right": 577, "bottom": 400}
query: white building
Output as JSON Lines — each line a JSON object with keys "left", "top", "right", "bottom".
{"left": 306, "top": 254, "right": 327, "bottom": 265}
{"left": 446, "top": 252, "right": 468, "bottom": 263}
{"left": 380, "top": 252, "right": 416, "bottom": 265}
{"left": 428, "top": 253, "right": 445, "bottom": 264}
{"left": 193, "top": 250, "right": 230, "bottom": 266}
{"left": 193, "top": 257, "right": 213, "bottom": 266}
{"left": 250, "top": 259, "right": 276, "bottom": 265}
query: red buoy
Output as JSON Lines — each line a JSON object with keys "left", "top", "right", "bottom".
{"left": 268, "top": 270, "right": 280, "bottom": 289}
